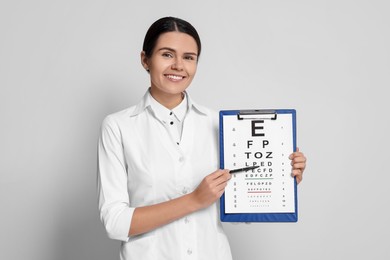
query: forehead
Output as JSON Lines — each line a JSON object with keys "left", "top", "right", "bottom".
{"left": 155, "top": 32, "right": 198, "bottom": 54}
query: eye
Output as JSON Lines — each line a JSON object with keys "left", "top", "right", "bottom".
{"left": 162, "top": 52, "right": 173, "bottom": 58}
{"left": 184, "top": 55, "right": 197, "bottom": 61}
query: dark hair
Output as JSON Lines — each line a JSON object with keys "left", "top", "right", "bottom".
{"left": 142, "top": 17, "right": 201, "bottom": 59}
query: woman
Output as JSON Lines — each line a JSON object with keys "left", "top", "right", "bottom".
{"left": 98, "top": 16, "right": 307, "bottom": 260}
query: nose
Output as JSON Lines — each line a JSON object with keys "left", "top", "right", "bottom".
{"left": 171, "top": 57, "right": 184, "bottom": 71}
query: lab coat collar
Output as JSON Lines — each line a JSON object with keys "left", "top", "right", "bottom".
{"left": 130, "top": 88, "right": 209, "bottom": 117}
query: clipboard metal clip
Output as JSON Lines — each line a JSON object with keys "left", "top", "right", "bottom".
{"left": 237, "top": 110, "right": 277, "bottom": 120}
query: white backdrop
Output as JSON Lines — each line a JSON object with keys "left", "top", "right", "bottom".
{"left": 1, "top": 0, "right": 389, "bottom": 259}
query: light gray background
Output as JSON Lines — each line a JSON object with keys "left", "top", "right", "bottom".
{"left": 1, "top": 0, "right": 389, "bottom": 259}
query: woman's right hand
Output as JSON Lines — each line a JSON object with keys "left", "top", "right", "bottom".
{"left": 190, "top": 169, "right": 231, "bottom": 209}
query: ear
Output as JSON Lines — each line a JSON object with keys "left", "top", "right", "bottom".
{"left": 140, "top": 51, "right": 149, "bottom": 72}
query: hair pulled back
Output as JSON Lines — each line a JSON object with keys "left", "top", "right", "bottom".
{"left": 142, "top": 17, "right": 201, "bottom": 59}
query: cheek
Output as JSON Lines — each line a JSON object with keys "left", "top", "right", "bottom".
{"left": 189, "top": 64, "right": 198, "bottom": 76}
{"left": 149, "top": 65, "right": 165, "bottom": 78}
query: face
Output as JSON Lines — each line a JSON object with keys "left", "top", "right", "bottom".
{"left": 141, "top": 31, "right": 199, "bottom": 104}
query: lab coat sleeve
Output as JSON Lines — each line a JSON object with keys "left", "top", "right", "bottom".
{"left": 97, "top": 115, "right": 134, "bottom": 242}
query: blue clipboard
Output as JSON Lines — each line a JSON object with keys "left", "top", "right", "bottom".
{"left": 219, "top": 109, "right": 298, "bottom": 222}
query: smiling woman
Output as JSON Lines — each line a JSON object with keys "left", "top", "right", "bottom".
{"left": 97, "top": 16, "right": 306, "bottom": 260}
{"left": 141, "top": 31, "right": 199, "bottom": 109}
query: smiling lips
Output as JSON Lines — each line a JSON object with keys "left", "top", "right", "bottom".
{"left": 165, "top": 74, "right": 185, "bottom": 81}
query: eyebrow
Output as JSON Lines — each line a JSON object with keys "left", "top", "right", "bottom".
{"left": 157, "top": 47, "right": 198, "bottom": 56}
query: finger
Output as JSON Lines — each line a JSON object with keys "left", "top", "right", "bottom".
{"left": 290, "top": 151, "right": 305, "bottom": 159}
{"left": 291, "top": 159, "right": 306, "bottom": 166}
{"left": 291, "top": 159, "right": 306, "bottom": 168}
{"left": 295, "top": 175, "right": 302, "bottom": 184}
{"left": 209, "top": 169, "right": 226, "bottom": 180}
{"left": 289, "top": 152, "right": 299, "bottom": 159}
{"left": 215, "top": 171, "right": 231, "bottom": 186}
{"left": 291, "top": 155, "right": 306, "bottom": 164}
{"left": 215, "top": 181, "right": 229, "bottom": 193}
{"left": 292, "top": 169, "right": 303, "bottom": 184}
{"left": 292, "top": 163, "right": 306, "bottom": 171}
{"left": 292, "top": 156, "right": 306, "bottom": 163}
{"left": 215, "top": 189, "right": 226, "bottom": 199}
{"left": 292, "top": 169, "right": 302, "bottom": 176}
{"left": 290, "top": 156, "right": 306, "bottom": 168}
{"left": 206, "top": 170, "right": 229, "bottom": 187}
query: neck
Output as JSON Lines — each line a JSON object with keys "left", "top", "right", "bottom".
{"left": 150, "top": 88, "right": 184, "bottom": 110}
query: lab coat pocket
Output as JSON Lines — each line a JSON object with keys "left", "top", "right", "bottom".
{"left": 122, "top": 231, "right": 156, "bottom": 258}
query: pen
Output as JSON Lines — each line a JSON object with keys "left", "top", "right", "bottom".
{"left": 229, "top": 165, "right": 260, "bottom": 174}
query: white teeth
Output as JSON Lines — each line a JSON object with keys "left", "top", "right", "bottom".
{"left": 166, "top": 75, "right": 183, "bottom": 80}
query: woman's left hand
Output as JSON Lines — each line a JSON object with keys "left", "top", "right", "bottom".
{"left": 289, "top": 147, "right": 307, "bottom": 184}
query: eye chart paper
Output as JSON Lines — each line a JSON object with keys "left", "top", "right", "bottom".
{"left": 219, "top": 110, "right": 298, "bottom": 222}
